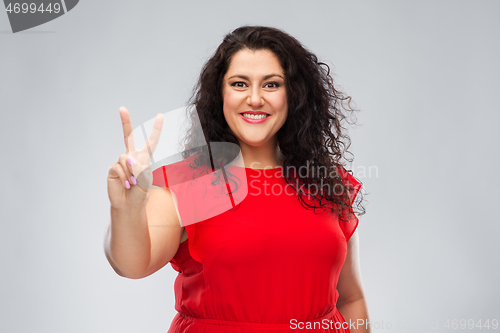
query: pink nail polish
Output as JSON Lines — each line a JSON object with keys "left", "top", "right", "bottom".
{"left": 130, "top": 175, "right": 137, "bottom": 185}
{"left": 125, "top": 180, "right": 130, "bottom": 189}
{"left": 127, "top": 156, "right": 135, "bottom": 166}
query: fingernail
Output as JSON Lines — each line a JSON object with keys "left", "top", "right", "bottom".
{"left": 130, "top": 175, "right": 137, "bottom": 185}
{"left": 127, "top": 156, "right": 135, "bottom": 166}
{"left": 125, "top": 180, "right": 131, "bottom": 189}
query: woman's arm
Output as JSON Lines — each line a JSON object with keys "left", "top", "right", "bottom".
{"left": 336, "top": 229, "right": 371, "bottom": 333}
{"left": 104, "top": 187, "right": 184, "bottom": 279}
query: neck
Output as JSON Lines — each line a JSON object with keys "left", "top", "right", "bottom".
{"left": 237, "top": 138, "right": 284, "bottom": 169}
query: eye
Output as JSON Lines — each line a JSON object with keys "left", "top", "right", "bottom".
{"left": 231, "top": 82, "right": 247, "bottom": 88}
{"left": 265, "top": 82, "right": 280, "bottom": 88}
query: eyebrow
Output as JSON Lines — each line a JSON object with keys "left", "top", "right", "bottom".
{"left": 227, "top": 74, "right": 285, "bottom": 81}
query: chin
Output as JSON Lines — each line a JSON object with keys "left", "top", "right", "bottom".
{"left": 239, "top": 138, "right": 268, "bottom": 147}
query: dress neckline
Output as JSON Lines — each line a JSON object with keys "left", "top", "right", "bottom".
{"left": 244, "top": 167, "right": 282, "bottom": 170}
{"left": 240, "top": 166, "right": 284, "bottom": 176}
{"left": 230, "top": 165, "right": 299, "bottom": 179}
{"left": 229, "top": 165, "right": 283, "bottom": 170}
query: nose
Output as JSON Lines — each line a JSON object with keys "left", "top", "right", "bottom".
{"left": 246, "top": 86, "right": 264, "bottom": 108}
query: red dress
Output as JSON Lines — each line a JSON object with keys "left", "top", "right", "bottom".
{"left": 152, "top": 163, "right": 361, "bottom": 333}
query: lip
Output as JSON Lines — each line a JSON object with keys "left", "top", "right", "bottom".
{"left": 240, "top": 111, "right": 269, "bottom": 115}
{"left": 239, "top": 112, "right": 271, "bottom": 124}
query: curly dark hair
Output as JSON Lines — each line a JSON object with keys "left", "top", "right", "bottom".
{"left": 180, "top": 25, "right": 365, "bottom": 222}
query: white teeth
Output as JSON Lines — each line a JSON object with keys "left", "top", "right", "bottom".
{"left": 242, "top": 113, "right": 268, "bottom": 119}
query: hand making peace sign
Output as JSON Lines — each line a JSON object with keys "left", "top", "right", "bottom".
{"left": 107, "top": 107, "right": 164, "bottom": 210}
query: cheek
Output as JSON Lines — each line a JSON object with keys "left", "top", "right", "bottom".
{"left": 279, "top": 95, "right": 288, "bottom": 124}
{"left": 222, "top": 92, "right": 231, "bottom": 120}
{"left": 222, "top": 93, "right": 238, "bottom": 125}
{"left": 276, "top": 93, "right": 288, "bottom": 115}
{"left": 223, "top": 90, "right": 239, "bottom": 110}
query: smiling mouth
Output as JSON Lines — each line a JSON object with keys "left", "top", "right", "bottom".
{"left": 240, "top": 113, "right": 270, "bottom": 119}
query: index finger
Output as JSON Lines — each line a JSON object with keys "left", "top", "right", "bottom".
{"left": 119, "top": 106, "right": 136, "bottom": 152}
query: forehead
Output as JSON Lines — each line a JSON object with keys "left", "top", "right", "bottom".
{"left": 225, "top": 49, "right": 284, "bottom": 77}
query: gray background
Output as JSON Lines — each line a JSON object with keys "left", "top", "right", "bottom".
{"left": 1, "top": 0, "right": 499, "bottom": 332}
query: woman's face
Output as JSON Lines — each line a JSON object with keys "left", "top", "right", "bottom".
{"left": 222, "top": 48, "right": 288, "bottom": 150}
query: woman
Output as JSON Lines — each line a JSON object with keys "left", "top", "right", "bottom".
{"left": 105, "top": 25, "right": 370, "bottom": 332}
